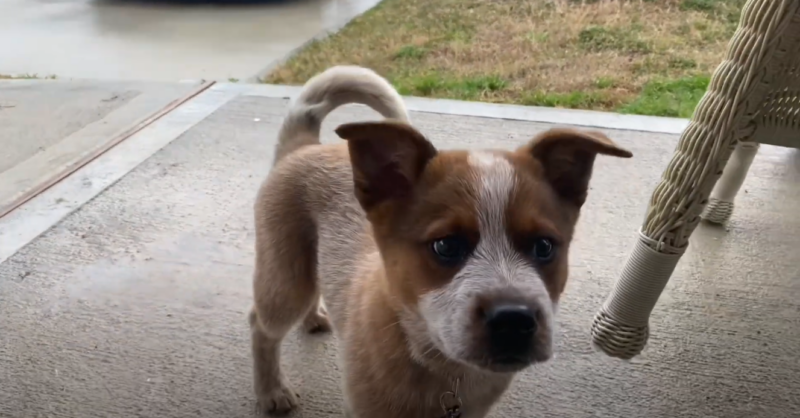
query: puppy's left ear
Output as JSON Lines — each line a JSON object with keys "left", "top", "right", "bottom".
{"left": 335, "top": 120, "right": 437, "bottom": 211}
{"left": 519, "top": 128, "right": 632, "bottom": 207}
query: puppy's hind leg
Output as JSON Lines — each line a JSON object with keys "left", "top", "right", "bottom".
{"left": 250, "top": 217, "right": 319, "bottom": 415}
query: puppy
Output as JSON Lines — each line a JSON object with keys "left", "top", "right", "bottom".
{"left": 249, "top": 65, "right": 632, "bottom": 417}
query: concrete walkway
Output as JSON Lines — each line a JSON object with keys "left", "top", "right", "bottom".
{"left": 1, "top": 81, "right": 799, "bottom": 417}
{"left": 0, "top": 0, "right": 379, "bottom": 82}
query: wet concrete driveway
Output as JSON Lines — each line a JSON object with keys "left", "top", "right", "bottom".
{"left": 0, "top": 0, "right": 378, "bottom": 81}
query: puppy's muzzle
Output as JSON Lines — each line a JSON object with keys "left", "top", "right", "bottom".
{"left": 484, "top": 304, "right": 538, "bottom": 365}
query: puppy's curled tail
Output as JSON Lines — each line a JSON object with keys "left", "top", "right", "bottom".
{"left": 273, "top": 65, "right": 409, "bottom": 163}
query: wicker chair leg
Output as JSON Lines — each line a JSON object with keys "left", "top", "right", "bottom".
{"left": 591, "top": 232, "right": 683, "bottom": 359}
{"left": 702, "top": 141, "right": 760, "bottom": 224}
{"left": 590, "top": 0, "right": 800, "bottom": 359}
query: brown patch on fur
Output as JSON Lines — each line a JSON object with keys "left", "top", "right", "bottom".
{"left": 518, "top": 128, "right": 632, "bottom": 207}
{"left": 336, "top": 120, "right": 437, "bottom": 211}
{"left": 504, "top": 151, "right": 575, "bottom": 301}
{"left": 361, "top": 146, "right": 482, "bottom": 307}
{"left": 505, "top": 128, "right": 632, "bottom": 298}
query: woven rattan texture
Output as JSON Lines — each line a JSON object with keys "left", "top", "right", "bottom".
{"left": 641, "top": 0, "right": 800, "bottom": 253}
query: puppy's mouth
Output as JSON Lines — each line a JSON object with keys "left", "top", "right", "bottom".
{"left": 470, "top": 348, "right": 551, "bottom": 373}
{"left": 422, "top": 329, "right": 551, "bottom": 374}
{"left": 484, "top": 355, "right": 532, "bottom": 373}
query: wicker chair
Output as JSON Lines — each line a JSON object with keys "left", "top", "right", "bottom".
{"left": 590, "top": 0, "right": 800, "bottom": 359}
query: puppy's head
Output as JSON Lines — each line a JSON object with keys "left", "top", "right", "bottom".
{"left": 336, "top": 121, "right": 632, "bottom": 373}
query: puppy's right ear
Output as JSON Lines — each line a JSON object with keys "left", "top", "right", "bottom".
{"left": 335, "top": 120, "right": 437, "bottom": 211}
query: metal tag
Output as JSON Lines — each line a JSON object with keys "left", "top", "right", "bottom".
{"left": 442, "top": 407, "right": 462, "bottom": 418}
{"left": 440, "top": 378, "right": 462, "bottom": 418}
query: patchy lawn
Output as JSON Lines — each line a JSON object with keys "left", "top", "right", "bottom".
{"left": 265, "top": 0, "right": 746, "bottom": 118}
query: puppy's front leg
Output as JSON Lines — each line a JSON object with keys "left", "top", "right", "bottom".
{"left": 249, "top": 308, "right": 298, "bottom": 414}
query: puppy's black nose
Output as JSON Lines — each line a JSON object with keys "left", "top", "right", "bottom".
{"left": 485, "top": 305, "right": 537, "bottom": 335}
{"left": 485, "top": 304, "right": 537, "bottom": 362}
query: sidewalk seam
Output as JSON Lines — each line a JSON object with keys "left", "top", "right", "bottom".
{"left": 235, "top": 83, "right": 689, "bottom": 135}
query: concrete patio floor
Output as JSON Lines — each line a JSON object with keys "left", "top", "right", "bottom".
{"left": 1, "top": 82, "right": 799, "bottom": 417}
{"left": 0, "top": 79, "right": 208, "bottom": 217}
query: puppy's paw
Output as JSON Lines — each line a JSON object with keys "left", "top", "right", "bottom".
{"left": 257, "top": 384, "right": 299, "bottom": 415}
{"left": 302, "top": 307, "right": 332, "bottom": 334}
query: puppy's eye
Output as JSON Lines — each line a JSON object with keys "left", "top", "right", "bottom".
{"left": 431, "top": 235, "right": 472, "bottom": 266}
{"left": 530, "top": 237, "right": 556, "bottom": 264}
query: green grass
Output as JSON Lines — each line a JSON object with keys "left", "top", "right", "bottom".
{"left": 594, "top": 77, "right": 618, "bottom": 89}
{"left": 668, "top": 57, "right": 699, "bottom": 69}
{"left": 680, "top": 0, "right": 721, "bottom": 12}
{"left": 618, "top": 75, "right": 710, "bottom": 118}
{"left": 394, "top": 73, "right": 508, "bottom": 101}
{"left": 578, "top": 25, "right": 652, "bottom": 53}
{"left": 394, "top": 45, "right": 429, "bottom": 60}
{"left": 526, "top": 31, "right": 551, "bottom": 43}
{"left": 522, "top": 91, "right": 615, "bottom": 109}
{"left": 266, "top": 0, "right": 748, "bottom": 117}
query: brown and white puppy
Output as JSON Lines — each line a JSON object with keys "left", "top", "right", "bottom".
{"left": 249, "top": 65, "right": 632, "bottom": 417}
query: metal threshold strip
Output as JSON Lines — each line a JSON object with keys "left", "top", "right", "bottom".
{"left": 0, "top": 80, "right": 216, "bottom": 220}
